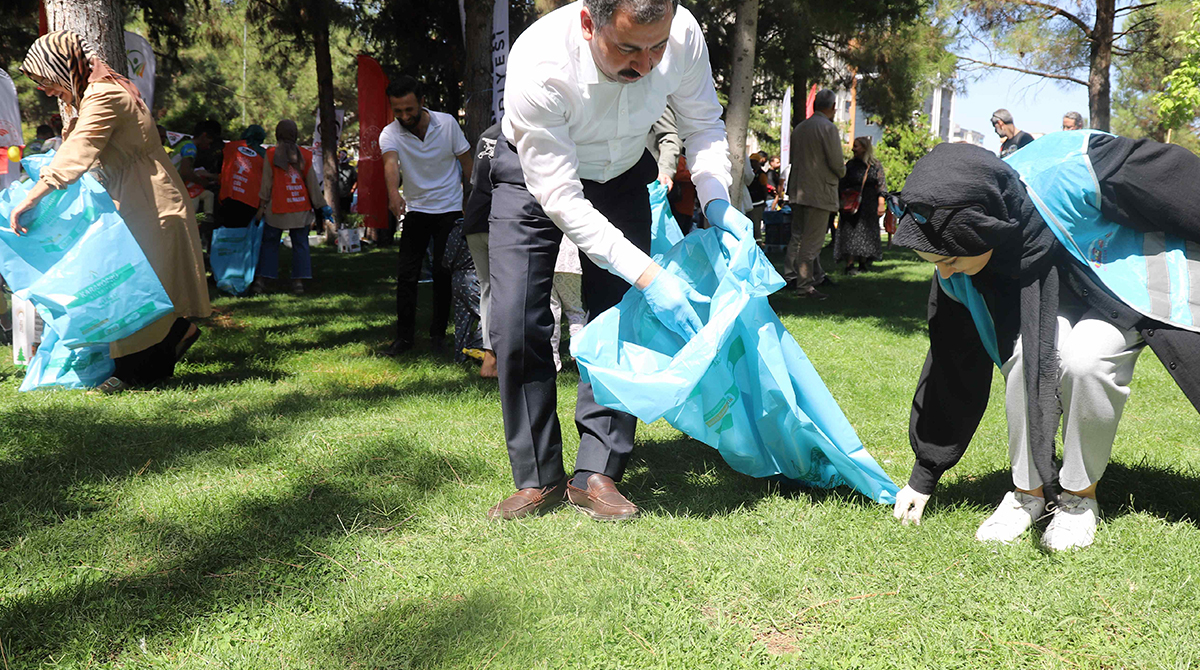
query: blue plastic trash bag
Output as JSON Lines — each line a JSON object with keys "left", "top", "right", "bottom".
{"left": 0, "top": 152, "right": 174, "bottom": 349}
{"left": 572, "top": 192, "right": 899, "bottom": 504}
{"left": 210, "top": 219, "right": 264, "bottom": 295}
{"left": 19, "top": 326, "right": 114, "bottom": 392}
{"left": 647, "top": 181, "right": 683, "bottom": 259}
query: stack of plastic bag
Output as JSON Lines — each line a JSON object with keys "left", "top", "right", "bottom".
{"left": 571, "top": 184, "right": 899, "bottom": 504}
{"left": 0, "top": 152, "right": 175, "bottom": 391}
{"left": 210, "top": 219, "right": 264, "bottom": 295}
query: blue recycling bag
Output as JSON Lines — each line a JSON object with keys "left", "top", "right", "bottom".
{"left": 647, "top": 181, "right": 683, "bottom": 259}
{"left": 19, "top": 326, "right": 114, "bottom": 392}
{"left": 0, "top": 152, "right": 175, "bottom": 390}
{"left": 210, "top": 219, "right": 264, "bottom": 295}
{"left": 571, "top": 186, "right": 898, "bottom": 504}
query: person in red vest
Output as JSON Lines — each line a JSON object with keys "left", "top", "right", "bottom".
{"left": 252, "top": 119, "right": 332, "bottom": 296}
{"left": 218, "top": 124, "right": 266, "bottom": 228}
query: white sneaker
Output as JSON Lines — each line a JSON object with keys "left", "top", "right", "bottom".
{"left": 1040, "top": 492, "right": 1099, "bottom": 551}
{"left": 975, "top": 491, "right": 1046, "bottom": 543}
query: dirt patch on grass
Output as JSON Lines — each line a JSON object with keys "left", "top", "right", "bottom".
{"left": 701, "top": 604, "right": 811, "bottom": 657}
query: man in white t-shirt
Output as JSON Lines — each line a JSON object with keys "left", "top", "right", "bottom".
{"left": 378, "top": 75, "right": 473, "bottom": 355}
{"left": 486, "top": 0, "right": 753, "bottom": 522}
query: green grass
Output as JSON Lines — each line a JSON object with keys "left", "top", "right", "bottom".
{"left": 2, "top": 241, "right": 1199, "bottom": 669}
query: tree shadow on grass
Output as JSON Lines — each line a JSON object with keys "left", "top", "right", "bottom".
{"left": 183, "top": 244, "right": 450, "bottom": 386}
{"left": 620, "top": 433, "right": 887, "bottom": 518}
{"left": 0, "top": 374, "right": 495, "bottom": 548}
{"left": 0, "top": 442, "right": 483, "bottom": 666}
{"left": 930, "top": 461, "right": 1200, "bottom": 529}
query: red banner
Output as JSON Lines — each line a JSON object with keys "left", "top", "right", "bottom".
{"left": 357, "top": 55, "right": 390, "bottom": 229}
{"left": 805, "top": 84, "right": 818, "bottom": 120}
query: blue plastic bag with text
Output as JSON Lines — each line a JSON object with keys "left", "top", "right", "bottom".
{"left": 571, "top": 186, "right": 898, "bottom": 504}
{"left": 210, "top": 219, "right": 264, "bottom": 295}
{"left": 19, "top": 326, "right": 115, "bottom": 392}
{"left": 0, "top": 152, "right": 174, "bottom": 390}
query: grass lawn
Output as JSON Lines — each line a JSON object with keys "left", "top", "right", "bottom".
{"left": 2, "top": 240, "right": 1199, "bottom": 669}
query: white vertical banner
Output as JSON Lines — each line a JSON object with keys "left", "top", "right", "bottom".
{"left": 0, "top": 70, "right": 22, "bottom": 190}
{"left": 491, "top": 0, "right": 509, "bottom": 125}
{"left": 312, "top": 107, "right": 345, "bottom": 186}
{"left": 124, "top": 31, "right": 156, "bottom": 110}
{"left": 780, "top": 86, "right": 792, "bottom": 163}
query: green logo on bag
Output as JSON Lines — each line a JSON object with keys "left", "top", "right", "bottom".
{"left": 79, "top": 302, "right": 158, "bottom": 340}
{"left": 703, "top": 383, "right": 739, "bottom": 433}
{"left": 70, "top": 264, "right": 136, "bottom": 307}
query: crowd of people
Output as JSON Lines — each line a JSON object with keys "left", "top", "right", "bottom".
{"left": 6, "top": 0, "right": 1199, "bottom": 554}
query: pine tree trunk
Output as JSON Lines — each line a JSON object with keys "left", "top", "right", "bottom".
{"left": 726, "top": 0, "right": 759, "bottom": 210}
{"left": 43, "top": 0, "right": 126, "bottom": 69}
{"left": 1088, "top": 0, "right": 1115, "bottom": 132}
{"left": 463, "top": 0, "right": 495, "bottom": 146}
{"left": 44, "top": 0, "right": 127, "bottom": 120}
{"left": 313, "top": 15, "right": 340, "bottom": 226}
{"left": 790, "top": 23, "right": 814, "bottom": 124}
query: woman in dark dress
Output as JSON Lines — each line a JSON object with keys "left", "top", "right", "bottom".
{"left": 835, "top": 136, "right": 887, "bottom": 274}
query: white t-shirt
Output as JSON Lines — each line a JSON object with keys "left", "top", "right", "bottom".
{"left": 379, "top": 110, "right": 470, "bottom": 214}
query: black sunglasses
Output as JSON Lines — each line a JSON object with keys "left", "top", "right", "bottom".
{"left": 888, "top": 197, "right": 977, "bottom": 225}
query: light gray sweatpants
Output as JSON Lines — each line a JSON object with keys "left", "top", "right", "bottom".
{"left": 1002, "top": 309, "right": 1145, "bottom": 492}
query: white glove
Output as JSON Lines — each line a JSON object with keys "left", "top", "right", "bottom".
{"left": 892, "top": 485, "right": 931, "bottom": 526}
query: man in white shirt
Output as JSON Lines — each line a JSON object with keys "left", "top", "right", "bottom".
{"left": 487, "top": 0, "right": 754, "bottom": 522}
{"left": 378, "top": 76, "right": 473, "bottom": 355}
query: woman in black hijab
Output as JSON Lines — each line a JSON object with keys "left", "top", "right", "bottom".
{"left": 888, "top": 135, "right": 1200, "bottom": 551}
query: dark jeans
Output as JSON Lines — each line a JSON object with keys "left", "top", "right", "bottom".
{"left": 488, "top": 139, "right": 656, "bottom": 489}
{"left": 396, "top": 210, "right": 457, "bottom": 346}
{"left": 257, "top": 226, "right": 313, "bottom": 280}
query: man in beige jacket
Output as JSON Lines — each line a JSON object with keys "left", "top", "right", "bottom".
{"left": 785, "top": 89, "right": 845, "bottom": 299}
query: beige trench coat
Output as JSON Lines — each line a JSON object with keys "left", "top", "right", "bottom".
{"left": 39, "top": 80, "right": 211, "bottom": 358}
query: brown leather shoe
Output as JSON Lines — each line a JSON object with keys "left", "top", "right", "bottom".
{"left": 487, "top": 478, "right": 567, "bottom": 521}
{"left": 566, "top": 474, "right": 639, "bottom": 522}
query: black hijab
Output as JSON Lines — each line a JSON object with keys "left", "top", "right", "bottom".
{"left": 895, "top": 143, "right": 1065, "bottom": 502}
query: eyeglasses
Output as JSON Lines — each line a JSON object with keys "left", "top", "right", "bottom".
{"left": 888, "top": 197, "right": 977, "bottom": 225}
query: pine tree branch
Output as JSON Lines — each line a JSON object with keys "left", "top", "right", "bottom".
{"left": 995, "top": 0, "right": 1093, "bottom": 38}
{"left": 1114, "top": 2, "right": 1156, "bottom": 15}
{"left": 956, "top": 55, "right": 1088, "bottom": 85}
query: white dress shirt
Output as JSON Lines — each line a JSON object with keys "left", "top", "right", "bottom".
{"left": 502, "top": 2, "right": 732, "bottom": 284}
{"left": 379, "top": 110, "right": 471, "bottom": 215}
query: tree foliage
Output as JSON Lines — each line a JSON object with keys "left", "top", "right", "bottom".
{"left": 950, "top": 0, "right": 1165, "bottom": 131}
{"left": 875, "top": 114, "right": 937, "bottom": 191}
{"left": 128, "top": 2, "right": 361, "bottom": 142}
{"left": 689, "top": 0, "right": 950, "bottom": 129}
{"left": 1153, "top": 1, "right": 1200, "bottom": 133}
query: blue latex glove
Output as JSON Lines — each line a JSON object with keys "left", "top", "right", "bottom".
{"left": 704, "top": 199, "right": 752, "bottom": 241}
{"left": 641, "top": 269, "right": 710, "bottom": 341}
{"left": 319, "top": 205, "right": 334, "bottom": 222}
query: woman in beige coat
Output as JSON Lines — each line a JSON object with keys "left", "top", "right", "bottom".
{"left": 9, "top": 31, "right": 211, "bottom": 392}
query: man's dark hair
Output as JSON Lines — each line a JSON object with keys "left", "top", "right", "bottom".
{"left": 584, "top": 0, "right": 679, "bottom": 29}
{"left": 36, "top": 124, "right": 53, "bottom": 139}
{"left": 192, "top": 119, "right": 222, "bottom": 140}
{"left": 386, "top": 75, "right": 422, "bottom": 101}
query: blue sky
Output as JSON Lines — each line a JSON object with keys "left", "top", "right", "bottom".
{"left": 955, "top": 63, "right": 1092, "bottom": 154}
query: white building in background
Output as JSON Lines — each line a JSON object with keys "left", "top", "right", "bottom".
{"left": 923, "top": 84, "right": 956, "bottom": 142}
{"left": 951, "top": 124, "right": 986, "bottom": 146}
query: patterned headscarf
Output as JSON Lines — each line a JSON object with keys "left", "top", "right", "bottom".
{"left": 21, "top": 30, "right": 144, "bottom": 113}
{"left": 21, "top": 31, "right": 92, "bottom": 111}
